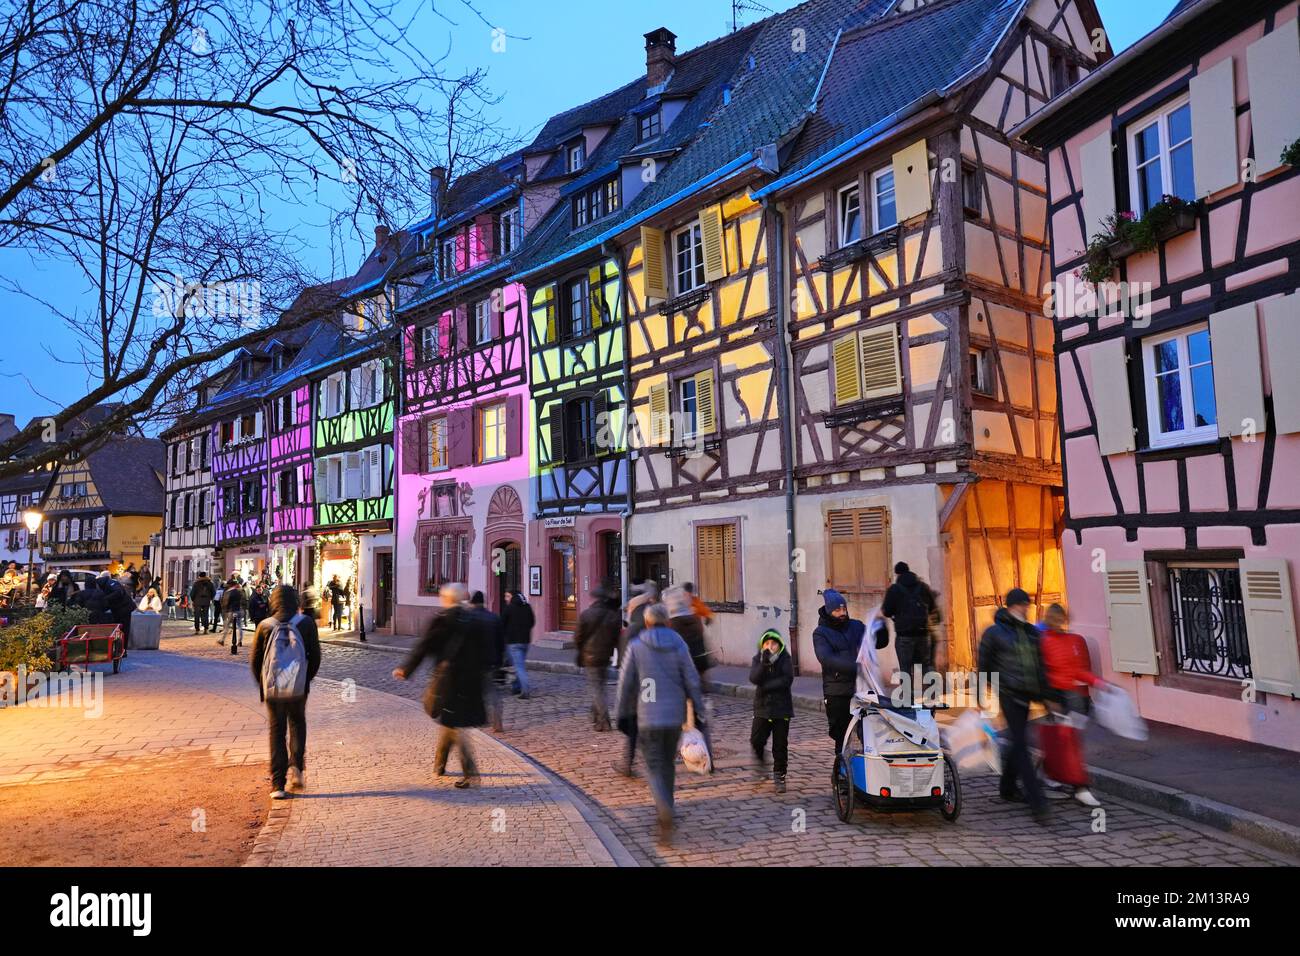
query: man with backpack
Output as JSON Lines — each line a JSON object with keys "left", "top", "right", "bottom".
{"left": 881, "top": 561, "right": 939, "bottom": 701}
{"left": 250, "top": 585, "right": 321, "bottom": 800}
{"left": 190, "top": 572, "right": 215, "bottom": 633}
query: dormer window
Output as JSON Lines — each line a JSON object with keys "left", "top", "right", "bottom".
{"left": 638, "top": 111, "right": 662, "bottom": 143}
{"left": 438, "top": 237, "right": 457, "bottom": 280}
{"left": 573, "top": 177, "right": 621, "bottom": 228}
{"left": 240, "top": 358, "right": 253, "bottom": 379}
{"left": 272, "top": 350, "right": 285, "bottom": 372}
{"left": 496, "top": 208, "right": 517, "bottom": 256}
{"left": 567, "top": 140, "right": 586, "bottom": 173}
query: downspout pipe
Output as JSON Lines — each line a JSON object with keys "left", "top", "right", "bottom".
{"left": 603, "top": 239, "right": 635, "bottom": 614}
{"left": 764, "top": 198, "right": 800, "bottom": 671}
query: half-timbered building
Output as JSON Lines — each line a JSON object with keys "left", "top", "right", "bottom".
{"left": 395, "top": 157, "right": 532, "bottom": 635}
{"left": 1015, "top": 0, "right": 1300, "bottom": 749}
{"left": 159, "top": 417, "right": 218, "bottom": 597}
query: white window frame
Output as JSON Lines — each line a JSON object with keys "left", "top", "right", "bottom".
{"left": 426, "top": 416, "right": 449, "bottom": 472}
{"left": 837, "top": 182, "right": 862, "bottom": 246}
{"left": 1126, "top": 94, "right": 1194, "bottom": 216}
{"left": 678, "top": 377, "right": 699, "bottom": 440}
{"left": 439, "top": 237, "right": 457, "bottom": 279}
{"left": 498, "top": 208, "right": 516, "bottom": 256}
{"left": 673, "top": 221, "right": 705, "bottom": 295}
{"left": 478, "top": 402, "right": 507, "bottom": 464}
{"left": 871, "top": 166, "right": 897, "bottom": 233}
{"left": 1141, "top": 321, "right": 1218, "bottom": 449}
{"left": 567, "top": 141, "right": 585, "bottom": 173}
{"left": 420, "top": 324, "right": 441, "bottom": 362}
{"left": 970, "top": 346, "right": 993, "bottom": 396}
{"left": 474, "top": 299, "right": 492, "bottom": 346}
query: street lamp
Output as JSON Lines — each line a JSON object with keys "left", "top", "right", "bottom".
{"left": 21, "top": 509, "right": 42, "bottom": 598}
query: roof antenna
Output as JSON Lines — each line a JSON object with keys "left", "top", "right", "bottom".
{"left": 731, "top": 0, "right": 772, "bottom": 31}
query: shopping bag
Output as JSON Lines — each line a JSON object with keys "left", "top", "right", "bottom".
{"left": 942, "top": 709, "right": 1001, "bottom": 774}
{"left": 1093, "top": 683, "right": 1148, "bottom": 740}
{"left": 680, "top": 700, "right": 712, "bottom": 774}
{"left": 1038, "top": 719, "right": 1088, "bottom": 786}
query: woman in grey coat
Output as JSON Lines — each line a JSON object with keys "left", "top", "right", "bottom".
{"left": 614, "top": 603, "right": 704, "bottom": 844}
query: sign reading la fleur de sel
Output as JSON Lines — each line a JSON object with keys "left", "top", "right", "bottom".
{"left": 542, "top": 516, "right": 576, "bottom": 528}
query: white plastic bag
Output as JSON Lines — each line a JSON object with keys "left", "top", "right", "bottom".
{"left": 1093, "top": 683, "right": 1148, "bottom": 740}
{"left": 680, "top": 700, "right": 712, "bottom": 774}
{"left": 942, "top": 709, "right": 1002, "bottom": 774}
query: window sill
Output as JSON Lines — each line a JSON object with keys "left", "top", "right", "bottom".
{"left": 1152, "top": 670, "right": 1250, "bottom": 701}
{"left": 1136, "top": 436, "right": 1224, "bottom": 461}
{"left": 705, "top": 601, "right": 744, "bottom": 614}
{"left": 1106, "top": 209, "right": 1197, "bottom": 260}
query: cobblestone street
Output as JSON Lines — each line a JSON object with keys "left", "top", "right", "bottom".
{"left": 151, "top": 624, "right": 1291, "bottom": 867}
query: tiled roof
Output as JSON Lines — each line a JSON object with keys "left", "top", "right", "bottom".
{"left": 85, "top": 436, "right": 166, "bottom": 515}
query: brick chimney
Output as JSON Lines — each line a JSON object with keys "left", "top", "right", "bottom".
{"left": 429, "top": 165, "right": 447, "bottom": 221}
{"left": 374, "top": 224, "right": 390, "bottom": 251}
{"left": 644, "top": 27, "right": 677, "bottom": 89}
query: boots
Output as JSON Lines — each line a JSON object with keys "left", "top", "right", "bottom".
{"left": 774, "top": 771, "right": 787, "bottom": 794}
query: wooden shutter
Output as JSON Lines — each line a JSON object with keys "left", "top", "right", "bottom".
{"left": 1089, "top": 337, "right": 1136, "bottom": 455}
{"left": 648, "top": 380, "right": 670, "bottom": 445}
{"left": 1079, "top": 130, "right": 1116, "bottom": 241}
{"left": 254, "top": 410, "right": 264, "bottom": 438}
{"left": 859, "top": 325, "right": 901, "bottom": 398}
{"left": 1246, "top": 17, "right": 1300, "bottom": 173}
{"left": 314, "top": 463, "right": 328, "bottom": 504}
{"left": 1239, "top": 559, "right": 1300, "bottom": 696}
{"left": 588, "top": 265, "right": 605, "bottom": 329}
{"left": 475, "top": 213, "right": 495, "bottom": 259}
{"left": 345, "top": 452, "right": 363, "bottom": 498}
{"left": 400, "top": 418, "right": 422, "bottom": 474}
{"left": 594, "top": 390, "right": 610, "bottom": 454}
{"left": 696, "top": 525, "right": 724, "bottom": 603}
{"left": 1209, "top": 304, "right": 1265, "bottom": 439}
{"left": 825, "top": 508, "right": 887, "bottom": 592}
{"left": 1189, "top": 57, "right": 1239, "bottom": 198}
{"left": 548, "top": 404, "right": 565, "bottom": 465}
{"left": 350, "top": 367, "right": 363, "bottom": 411}
{"left": 700, "top": 204, "right": 726, "bottom": 281}
{"left": 832, "top": 334, "right": 862, "bottom": 405}
{"left": 891, "top": 139, "right": 931, "bottom": 222}
{"left": 296, "top": 467, "right": 306, "bottom": 505}
{"left": 694, "top": 369, "right": 718, "bottom": 435}
{"left": 506, "top": 393, "right": 523, "bottom": 458}
{"left": 826, "top": 509, "right": 860, "bottom": 590}
{"left": 367, "top": 447, "right": 382, "bottom": 497}
{"left": 454, "top": 306, "right": 469, "bottom": 352}
{"left": 1263, "top": 294, "right": 1300, "bottom": 434}
{"left": 448, "top": 406, "right": 472, "bottom": 468}
{"left": 541, "top": 286, "right": 557, "bottom": 345}
{"left": 641, "top": 225, "right": 667, "bottom": 302}
{"left": 1103, "top": 560, "right": 1159, "bottom": 675}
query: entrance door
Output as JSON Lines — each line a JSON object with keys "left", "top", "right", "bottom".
{"left": 630, "top": 547, "right": 670, "bottom": 595}
{"left": 552, "top": 536, "right": 577, "bottom": 631}
{"left": 374, "top": 551, "right": 394, "bottom": 629}
{"left": 601, "top": 531, "right": 622, "bottom": 596}
{"left": 493, "top": 542, "right": 521, "bottom": 614}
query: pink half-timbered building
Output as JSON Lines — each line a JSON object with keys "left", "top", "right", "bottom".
{"left": 394, "top": 158, "right": 533, "bottom": 635}
{"left": 1016, "top": 0, "right": 1300, "bottom": 750}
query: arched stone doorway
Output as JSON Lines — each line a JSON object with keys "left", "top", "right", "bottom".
{"left": 484, "top": 485, "right": 525, "bottom": 615}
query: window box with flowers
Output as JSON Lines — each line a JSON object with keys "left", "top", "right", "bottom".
{"left": 1080, "top": 195, "right": 1201, "bottom": 284}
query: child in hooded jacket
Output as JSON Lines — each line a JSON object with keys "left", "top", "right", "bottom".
{"left": 749, "top": 628, "right": 795, "bottom": 793}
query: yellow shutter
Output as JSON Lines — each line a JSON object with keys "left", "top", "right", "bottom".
{"left": 588, "top": 265, "right": 604, "bottom": 328}
{"left": 721, "top": 523, "right": 738, "bottom": 602}
{"left": 694, "top": 369, "right": 718, "bottom": 436}
{"left": 696, "top": 524, "right": 723, "bottom": 603}
{"left": 859, "top": 325, "right": 902, "bottom": 398}
{"left": 832, "top": 334, "right": 862, "bottom": 405}
{"left": 648, "top": 380, "right": 670, "bottom": 445}
{"left": 891, "top": 139, "right": 931, "bottom": 222}
{"left": 641, "top": 225, "right": 667, "bottom": 302}
{"left": 699, "top": 204, "right": 726, "bottom": 281}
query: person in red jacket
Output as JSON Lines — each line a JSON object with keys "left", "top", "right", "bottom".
{"left": 1040, "top": 603, "right": 1103, "bottom": 807}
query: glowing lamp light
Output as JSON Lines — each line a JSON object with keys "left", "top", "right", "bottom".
{"left": 22, "top": 509, "right": 42, "bottom": 533}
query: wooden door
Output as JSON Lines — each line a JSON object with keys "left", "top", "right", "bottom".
{"left": 553, "top": 537, "right": 577, "bottom": 631}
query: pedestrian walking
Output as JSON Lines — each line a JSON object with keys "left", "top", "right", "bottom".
{"left": 682, "top": 581, "right": 713, "bottom": 626}
{"left": 979, "top": 587, "right": 1055, "bottom": 823}
{"left": 189, "top": 572, "right": 216, "bottom": 633}
{"left": 221, "top": 575, "right": 246, "bottom": 653}
{"left": 248, "top": 583, "right": 271, "bottom": 630}
{"left": 213, "top": 580, "right": 225, "bottom": 630}
{"left": 1041, "top": 603, "right": 1104, "bottom": 807}
{"left": 881, "top": 561, "right": 939, "bottom": 700}
{"left": 393, "top": 583, "right": 488, "bottom": 788}
{"left": 502, "top": 590, "right": 535, "bottom": 699}
{"left": 469, "top": 590, "right": 505, "bottom": 733}
{"left": 327, "top": 574, "right": 346, "bottom": 631}
{"left": 665, "top": 585, "right": 715, "bottom": 765}
{"left": 249, "top": 585, "right": 321, "bottom": 800}
{"left": 614, "top": 602, "right": 704, "bottom": 845}
{"left": 812, "top": 588, "right": 865, "bottom": 757}
{"left": 749, "top": 628, "right": 794, "bottom": 793}
{"left": 622, "top": 579, "right": 657, "bottom": 656}
{"left": 574, "top": 582, "right": 621, "bottom": 732}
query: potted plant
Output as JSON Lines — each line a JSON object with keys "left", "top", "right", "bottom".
{"left": 1079, "top": 196, "right": 1201, "bottom": 284}
{"left": 1282, "top": 137, "right": 1300, "bottom": 167}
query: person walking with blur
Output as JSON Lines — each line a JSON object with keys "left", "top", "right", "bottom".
{"left": 502, "top": 590, "right": 535, "bottom": 699}
{"left": 813, "top": 589, "right": 865, "bottom": 757}
{"left": 574, "top": 582, "right": 621, "bottom": 732}
{"left": 249, "top": 585, "right": 321, "bottom": 800}
{"left": 1041, "top": 603, "right": 1104, "bottom": 808}
{"left": 749, "top": 628, "right": 794, "bottom": 793}
{"left": 881, "top": 562, "right": 939, "bottom": 700}
{"left": 221, "top": 575, "right": 246, "bottom": 654}
{"left": 327, "top": 574, "right": 346, "bottom": 631}
{"left": 393, "top": 583, "right": 487, "bottom": 788}
{"left": 665, "top": 585, "right": 715, "bottom": 766}
{"left": 469, "top": 591, "right": 505, "bottom": 733}
{"left": 615, "top": 602, "right": 704, "bottom": 844}
{"left": 979, "top": 588, "right": 1054, "bottom": 823}
{"left": 682, "top": 582, "right": 713, "bottom": 627}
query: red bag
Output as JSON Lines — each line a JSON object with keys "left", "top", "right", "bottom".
{"left": 1038, "top": 720, "right": 1087, "bottom": 786}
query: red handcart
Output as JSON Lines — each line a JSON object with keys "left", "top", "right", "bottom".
{"left": 57, "top": 623, "right": 126, "bottom": 674}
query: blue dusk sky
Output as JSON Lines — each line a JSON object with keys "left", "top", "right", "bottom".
{"left": 0, "top": 0, "right": 1177, "bottom": 427}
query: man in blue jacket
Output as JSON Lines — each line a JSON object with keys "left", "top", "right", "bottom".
{"left": 812, "top": 589, "right": 865, "bottom": 757}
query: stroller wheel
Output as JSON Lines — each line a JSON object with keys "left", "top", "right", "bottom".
{"left": 941, "top": 750, "right": 962, "bottom": 821}
{"left": 833, "top": 754, "right": 855, "bottom": 822}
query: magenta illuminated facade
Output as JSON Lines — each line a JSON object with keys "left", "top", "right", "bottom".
{"left": 1017, "top": 0, "right": 1300, "bottom": 750}
{"left": 394, "top": 170, "right": 532, "bottom": 636}
{"left": 266, "top": 382, "right": 314, "bottom": 587}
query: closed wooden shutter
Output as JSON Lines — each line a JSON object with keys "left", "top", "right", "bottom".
{"left": 506, "top": 393, "right": 523, "bottom": 458}
{"left": 548, "top": 405, "right": 565, "bottom": 465}
{"left": 1246, "top": 17, "right": 1300, "bottom": 173}
{"left": 314, "top": 463, "right": 329, "bottom": 504}
{"left": 454, "top": 306, "right": 469, "bottom": 352}
{"left": 367, "top": 447, "right": 382, "bottom": 497}
{"left": 1189, "top": 57, "right": 1239, "bottom": 198}
{"left": 648, "top": 380, "right": 670, "bottom": 445}
{"left": 349, "top": 367, "right": 363, "bottom": 411}
{"left": 1239, "top": 559, "right": 1300, "bottom": 697}
{"left": 825, "top": 507, "right": 888, "bottom": 592}
{"left": 448, "top": 406, "right": 472, "bottom": 468}
{"left": 475, "top": 213, "right": 495, "bottom": 259}
{"left": 588, "top": 265, "right": 605, "bottom": 328}
{"left": 1090, "top": 337, "right": 1136, "bottom": 455}
{"left": 700, "top": 204, "right": 726, "bottom": 281}
{"left": 641, "top": 225, "right": 667, "bottom": 302}
{"left": 1210, "top": 304, "right": 1265, "bottom": 439}
{"left": 832, "top": 334, "right": 862, "bottom": 405}
{"left": 594, "top": 390, "right": 610, "bottom": 453}
{"left": 695, "top": 523, "right": 739, "bottom": 603}
{"left": 400, "top": 418, "right": 420, "bottom": 474}
{"left": 541, "top": 286, "right": 557, "bottom": 345}
{"left": 1079, "top": 131, "right": 1116, "bottom": 241}
{"left": 892, "top": 139, "right": 931, "bottom": 222}
{"left": 859, "top": 325, "right": 901, "bottom": 398}
{"left": 1263, "top": 294, "right": 1300, "bottom": 434}
{"left": 694, "top": 369, "right": 718, "bottom": 435}
{"left": 344, "top": 452, "right": 363, "bottom": 499}
{"left": 1103, "top": 561, "right": 1159, "bottom": 675}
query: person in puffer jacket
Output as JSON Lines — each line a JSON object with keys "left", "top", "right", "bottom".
{"left": 812, "top": 589, "right": 865, "bottom": 756}
{"left": 615, "top": 603, "right": 704, "bottom": 845}
{"left": 978, "top": 587, "right": 1057, "bottom": 822}
{"left": 749, "top": 628, "right": 794, "bottom": 793}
